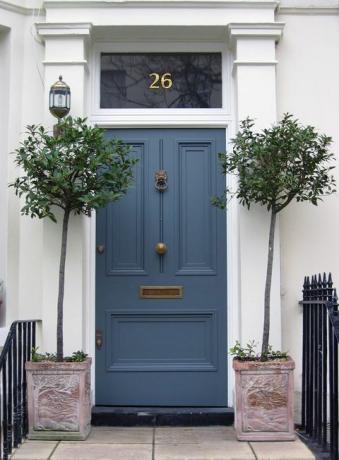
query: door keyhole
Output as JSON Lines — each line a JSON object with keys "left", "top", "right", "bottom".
{"left": 97, "top": 245, "right": 105, "bottom": 254}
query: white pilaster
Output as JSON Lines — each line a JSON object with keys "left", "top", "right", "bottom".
{"left": 36, "top": 23, "right": 92, "bottom": 356}
{"left": 228, "top": 22, "right": 284, "bottom": 350}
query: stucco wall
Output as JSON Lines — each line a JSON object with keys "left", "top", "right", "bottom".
{"left": 276, "top": 10, "right": 339, "bottom": 405}
{"left": 0, "top": 8, "right": 45, "bottom": 328}
{"left": 1, "top": 0, "right": 339, "bottom": 407}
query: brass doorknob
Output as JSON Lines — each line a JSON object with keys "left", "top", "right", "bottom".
{"left": 155, "top": 242, "right": 167, "bottom": 255}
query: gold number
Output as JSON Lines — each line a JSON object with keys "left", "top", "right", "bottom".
{"left": 161, "top": 73, "right": 173, "bottom": 89}
{"left": 149, "top": 73, "right": 160, "bottom": 89}
{"left": 149, "top": 73, "right": 173, "bottom": 90}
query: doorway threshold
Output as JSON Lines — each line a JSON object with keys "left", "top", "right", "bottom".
{"left": 91, "top": 406, "right": 234, "bottom": 427}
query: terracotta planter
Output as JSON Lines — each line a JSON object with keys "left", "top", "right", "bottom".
{"left": 233, "top": 357, "right": 295, "bottom": 441}
{"left": 26, "top": 358, "right": 91, "bottom": 441}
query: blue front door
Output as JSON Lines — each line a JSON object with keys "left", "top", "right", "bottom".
{"left": 96, "top": 129, "right": 227, "bottom": 406}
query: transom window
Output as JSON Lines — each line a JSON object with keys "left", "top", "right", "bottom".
{"left": 100, "top": 53, "right": 222, "bottom": 109}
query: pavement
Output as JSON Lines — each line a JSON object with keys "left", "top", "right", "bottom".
{"left": 10, "top": 426, "right": 315, "bottom": 460}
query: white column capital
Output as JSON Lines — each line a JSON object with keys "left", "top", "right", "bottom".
{"left": 36, "top": 22, "right": 93, "bottom": 40}
{"left": 36, "top": 23, "right": 92, "bottom": 69}
{"left": 227, "top": 22, "right": 284, "bottom": 43}
{"left": 228, "top": 22, "right": 284, "bottom": 79}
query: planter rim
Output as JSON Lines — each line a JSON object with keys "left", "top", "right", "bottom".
{"left": 25, "top": 357, "right": 92, "bottom": 370}
{"left": 233, "top": 356, "right": 295, "bottom": 371}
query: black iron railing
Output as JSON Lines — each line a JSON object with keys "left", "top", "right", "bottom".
{"left": 0, "top": 320, "right": 39, "bottom": 460}
{"left": 300, "top": 274, "right": 339, "bottom": 459}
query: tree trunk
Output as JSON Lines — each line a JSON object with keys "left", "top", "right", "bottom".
{"left": 261, "top": 210, "right": 277, "bottom": 356}
{"left": 56, "top": 208, "right": 70, "bottom": 361}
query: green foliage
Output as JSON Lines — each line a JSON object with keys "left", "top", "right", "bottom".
{"left": 11, "top": 116, "right": 137, "bottom": 222}
{"left": 31, "top": 347, "right": 88, "bottom": 363}
{"left": 65, "top": 350, "right": 88, "bottom": 362}
{"left": 229, "top": 340, "right": 288, "bottom": 362}
{"left": 212, "top": 114, "right": 336, "bottom": 212}
{"left": 215, "top": 114, "right": 336, "bottom": 357}
{"left": 13, "top": 117, "right": 137, "bottom": 362}
{"left": 229, "top": 340, "right": 257, "bottom": 360}
{"left": 262, "top": 346, "right": 288, "bottom": 362}
{"left": 31, "top": 347, "right": 56, "bottom": 362}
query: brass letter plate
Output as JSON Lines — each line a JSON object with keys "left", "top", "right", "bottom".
{"left": 140, "top": 286, "right": 183, "bottom": 299}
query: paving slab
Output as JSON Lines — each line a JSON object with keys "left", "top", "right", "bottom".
{"left": 11, "top": 440, "right": 57, "bottom": 460}
{"left": 80, "top": 427, "right": 153, "bottom": 444}
{"left": 155, "top": 426, "right": 237, "bottom": 444}
{"left": 250, "top": 439, "right": 315, "bottom": 460}
{"left": 10, "top": 426, "right": 316, "bottom": 460}
{"left": 154, "top": 441, "right": 255, "bottom": 460}
{"left": 51, "top": 442, "right": 152, "bottom": 460}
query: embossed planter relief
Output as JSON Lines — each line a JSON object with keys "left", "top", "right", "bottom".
{"left": 233, "top": 358, "right": 295, "bottom": 441}
{"left": 26, "top": 359, "right": 91, "bottom": 441}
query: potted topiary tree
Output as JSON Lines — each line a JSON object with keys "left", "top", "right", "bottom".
{"left": 213, "top": 114, "right": 336, "bottom": 441}
{"left": 12, "top": 116, "right": 136, "bottom": 440}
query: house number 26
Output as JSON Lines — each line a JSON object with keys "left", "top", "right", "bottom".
{"left": 149, "top": 73, "right": 173, "bottom": 89}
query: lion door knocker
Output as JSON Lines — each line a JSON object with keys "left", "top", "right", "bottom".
{"left": 155, "top": 170, "right": 168, "bottom": 192}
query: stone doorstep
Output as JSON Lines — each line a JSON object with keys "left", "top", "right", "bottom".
{"left": 10, "top": 427, "right": 315, "bottom": 460}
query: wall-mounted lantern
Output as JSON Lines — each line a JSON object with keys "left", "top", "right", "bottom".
{"left": 49, "top": 76, "right": 71, "bottom": 135}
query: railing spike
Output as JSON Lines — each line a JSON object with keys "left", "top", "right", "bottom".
{"left": 329, "top": 272, "right": 333, "bottom": 287}
{"left": 311, "top": 275, "right": 316, "bottom": 288}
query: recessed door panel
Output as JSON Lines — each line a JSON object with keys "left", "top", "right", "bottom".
{"left": 96, "top": 129, "right": 227, "bottom": 406}
{"left": 106, "top": 143, "right": 146, "bottom": 275}
{"left": 105, "top": 310, "right": 217, "bottom": 372}
{"left": 176, "top": 141, "right": 217, "bottom": 275}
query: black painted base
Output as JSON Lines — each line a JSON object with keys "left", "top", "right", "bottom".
{"left": 92, "top": 406, "right": 234, "bottom": 427}
{"left": 296, "top": 429, "right": 330, "bottom": 460}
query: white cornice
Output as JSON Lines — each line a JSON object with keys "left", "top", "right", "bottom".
{"left": 228, "top": 22, "right": 284, "bottom": 41}
{"left": 0, "top": 0, "right": 44, "bottom": 14}
{"left": 36, "top": 22, "right": 92, "bottom": 38}
{"left": 2, "top": 0, "right": 338, "bottom": 15}
{"left": 278, "top": 6, "right": 339, "bottom": 14}
{"left": 43, "top": 0, "right": 279, "bottom": 9}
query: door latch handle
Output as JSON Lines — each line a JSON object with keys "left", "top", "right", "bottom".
{"left": 97, "top": 245, "right": 105, "bottom": 254}
{"left": 96, "top": 330, "right": 103, "bottom": 349}
{"left": 155, "top": 242, "right": 167, "bottom": 255}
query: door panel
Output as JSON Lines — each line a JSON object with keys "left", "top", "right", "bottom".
{"left": 105, "top": 310, "right": 217, "bottom": 372}
{"left": 176, "top": 141, "right": 217, "bottom": 275}
{"left": 96, "top": 129, "right": 227, "bottom": 406}
{"left": 106, "top": 142, "right": 147, "bottom": 275}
